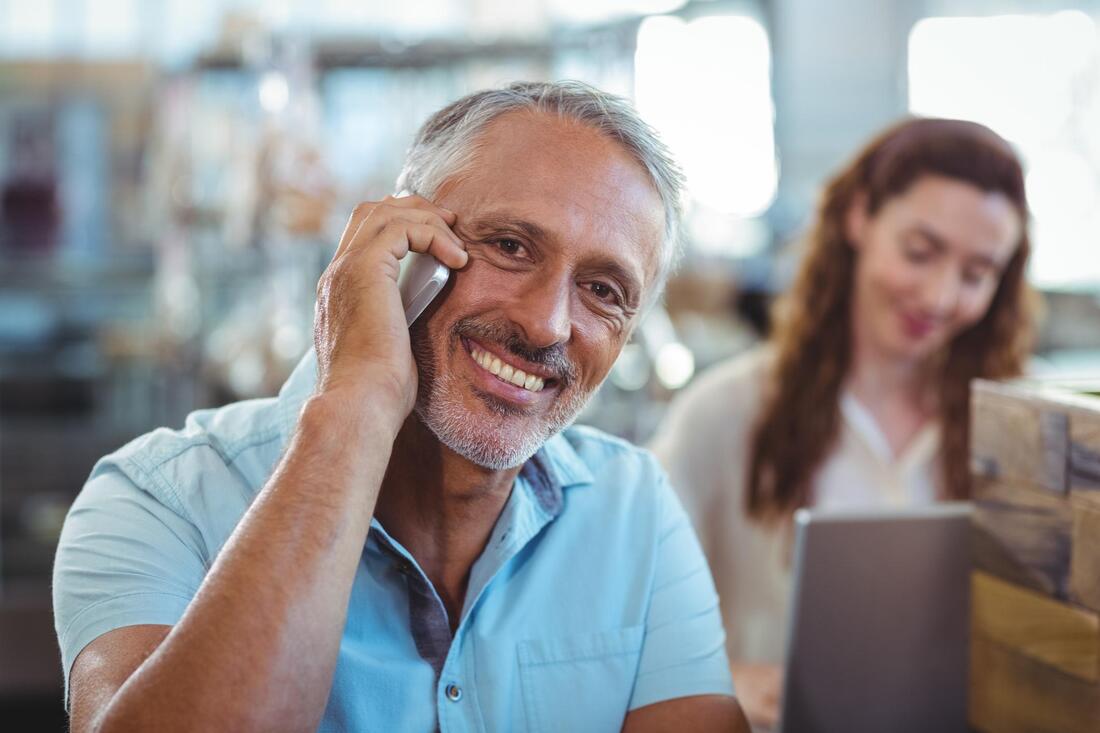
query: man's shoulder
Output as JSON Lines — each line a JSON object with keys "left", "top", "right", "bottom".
{"left": 561, "top": 423, "right": 656, "bottom": 465}
{"left": 93, "top": 396, "right": 284, "bottom": 509}
{"left": 556, "top": 424, "right": 669, "bottom": 503}
{"left": 538, "top": 426, "right": 698, "bottom": 568}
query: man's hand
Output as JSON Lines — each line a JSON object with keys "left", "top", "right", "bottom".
{"left": 66, "top": 198, "right": 470, "bottom": 733}
{"left": 313, "top": 195, "right": 468, "bottom": 421}
{"left": 730, "top": 662, "right": 783, "bottom": 728}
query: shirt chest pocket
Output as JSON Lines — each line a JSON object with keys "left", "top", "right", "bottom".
{"left": 517, "top": 625, "right": 644, "bottom": 733}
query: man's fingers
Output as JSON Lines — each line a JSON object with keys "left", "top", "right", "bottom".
{"left": 336, "top": 200, "right": 463, "bottom": 265}
{"left": 377, "top": 221, "right": 468, "bottom": 270}
{"left": 342, "top": 208, "right": 466, "bottom": 267}
{"left": 345, "top": 194, "right": 457, "bottom": 250}
{"left": 358, "top": 207, "right": 462, "bottom": 247}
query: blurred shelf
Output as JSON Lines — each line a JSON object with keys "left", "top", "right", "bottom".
{"left": 0, "top": 584, "right": 60, "bottom": 698}
{"left": 196, "top": 36, "right": 555, "bottom": 71}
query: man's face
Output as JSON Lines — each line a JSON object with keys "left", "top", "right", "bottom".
{"left": 411, "top": 111, "right": 665, "bottom": 469}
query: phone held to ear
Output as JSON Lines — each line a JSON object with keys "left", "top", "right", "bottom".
{"left": 398, "top": 251, "right": 450, "bottom": 326}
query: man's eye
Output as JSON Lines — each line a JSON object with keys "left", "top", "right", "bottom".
{"left": 589, "top": 282, "right": 619, "bottom": 303}
{"left": 495, "top": 238, "right": 523, "bottom": 256}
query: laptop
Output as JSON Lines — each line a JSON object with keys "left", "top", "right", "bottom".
{"left": 778, "top": 503, "right": 972, "bottom": 733}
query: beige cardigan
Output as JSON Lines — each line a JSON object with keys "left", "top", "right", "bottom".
{"left": 648, "top": 347, "right": 942, "bottom": 664}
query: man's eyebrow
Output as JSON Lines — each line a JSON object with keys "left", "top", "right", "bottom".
{"left": 462, "top": 215, "right": 551, "bottom": 242}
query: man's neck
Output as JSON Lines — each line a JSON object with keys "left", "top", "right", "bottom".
{"left": 374, "top": 414, "right": 521, "bottom": 630}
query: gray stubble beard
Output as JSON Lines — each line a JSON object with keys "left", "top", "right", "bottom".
{"left": 410, "top": 320, "right": 592, "bottom": 469}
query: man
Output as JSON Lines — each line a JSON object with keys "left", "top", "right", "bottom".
{"left": 54, "top": 81, "right": 748, "bottom": 732}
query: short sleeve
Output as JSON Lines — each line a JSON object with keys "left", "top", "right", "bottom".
{"left": 52, "top": 467, "right": 208, "bottom": 702}
{"left": 628, "top": 474, "right": 734, "bottom": 709}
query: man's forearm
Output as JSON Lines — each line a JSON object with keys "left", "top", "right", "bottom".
{"left": 95, "top": 391, "right": 399, "bottom": 733}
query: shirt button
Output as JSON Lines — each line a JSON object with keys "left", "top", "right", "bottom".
{"left": 445, "top": 683, "right": 463, "bottom": 702}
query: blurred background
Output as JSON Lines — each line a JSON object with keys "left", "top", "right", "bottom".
{"left": 2, "top": 0, "right": 1100, "bottom": 726}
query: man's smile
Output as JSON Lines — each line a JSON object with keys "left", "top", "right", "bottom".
{"left": 467, "top": 340, "right": 548, "bottom": 392}
{"left": 460, "top": 336, "right": 566, "bottom": 409}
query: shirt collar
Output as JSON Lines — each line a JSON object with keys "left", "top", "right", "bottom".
{"left": 276, "top": 348, "right": 596, "bottom": 497}
{"left": 840, "top": 390, "right": 941, "bottom": 471}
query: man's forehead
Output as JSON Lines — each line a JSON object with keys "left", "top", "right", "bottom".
{"left": 468, "top": 111, "right": 646, "bottom": 190}
{"left": 442, "top": 112, "right": 666, "bottom": 282}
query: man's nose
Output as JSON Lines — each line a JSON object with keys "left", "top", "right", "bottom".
{"left": 505, "top": 272, "right": 573, "bottom": 349}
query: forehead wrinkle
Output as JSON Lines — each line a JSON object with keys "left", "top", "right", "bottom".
{"left": 442, "top": 113, "right": 664, "bottom": 292}
{"left": 462, "top": 115, "right": 661, "bottom": 224}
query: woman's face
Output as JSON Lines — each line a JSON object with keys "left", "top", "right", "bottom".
{"left": 847, "top": 174, "right": 1022, "bottom": 365}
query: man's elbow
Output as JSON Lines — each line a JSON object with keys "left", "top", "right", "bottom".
{"left": 621, "top": 694, "right": 751, "bottom": 733}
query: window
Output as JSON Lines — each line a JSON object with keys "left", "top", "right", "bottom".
{"left": 909, "top": 12, "right": 1100, "bottom": 289}
{"left": 635, "top": 14, "right": 776, "bottom": 256}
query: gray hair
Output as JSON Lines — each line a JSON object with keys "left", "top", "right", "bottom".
{"left": 395, "top": 80, "right": 685, "bottom": 297}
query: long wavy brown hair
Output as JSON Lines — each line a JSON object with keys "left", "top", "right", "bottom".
{"left": 746, "top": 117, "right": 1037, "bottom": 523}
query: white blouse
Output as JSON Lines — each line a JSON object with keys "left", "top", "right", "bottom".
{"left": 648, "top": 346, "right": 943, "bottom": 664}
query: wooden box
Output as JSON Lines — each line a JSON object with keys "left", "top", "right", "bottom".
{"left": 969, "top": 379, "right": 1100, "bottom": 732}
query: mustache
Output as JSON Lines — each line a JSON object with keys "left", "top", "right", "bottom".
{"left": 453, "top": 317, "right": 578, "bottom": 387}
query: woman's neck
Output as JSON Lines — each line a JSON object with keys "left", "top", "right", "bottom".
{"left": 847, "top": 334, "right": 938, "bottom": 458}
{"left": 848, "top": 348, "right": 925, "bottom": 404}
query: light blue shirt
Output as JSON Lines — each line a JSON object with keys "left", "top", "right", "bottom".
{"left": 53, "top": 351, "right": 733, "bottom": 731}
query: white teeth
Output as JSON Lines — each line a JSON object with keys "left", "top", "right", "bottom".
{"left": 469, "top": 345, "right": 546, "bottom": 393}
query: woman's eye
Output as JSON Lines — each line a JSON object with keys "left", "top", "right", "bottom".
{"left": 961, "top": 269, "right": 988, "bottom": 287}
{"left": 903, "top": 245, "right": 931, "bottom": 262}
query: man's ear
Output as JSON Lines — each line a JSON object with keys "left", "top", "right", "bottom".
{"left": 844, "top": 191, "right": 870, "bottom": 250}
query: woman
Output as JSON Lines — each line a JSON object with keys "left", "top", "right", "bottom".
{"left": 648, "top": 117, "right": 1037, "bottom": 728}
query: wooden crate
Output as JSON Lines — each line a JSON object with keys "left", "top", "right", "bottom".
{"left": 969, "top": 379, "right": 1100, "bottom": 732}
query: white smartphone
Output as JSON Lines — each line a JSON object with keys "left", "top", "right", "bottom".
{"left": 398, "top": 251, "right": 450, "bottom": 326}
